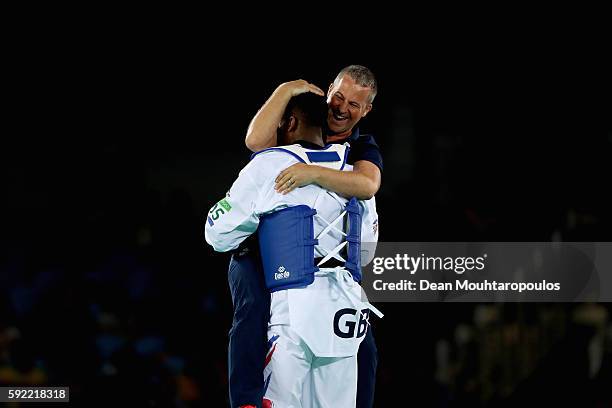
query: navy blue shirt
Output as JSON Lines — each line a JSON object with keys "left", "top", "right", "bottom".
{"left": 345, "top": 127, "right": 383, "bottom": 173}
{"left": 325, "top": 127, "right": 383, "bottom": 173}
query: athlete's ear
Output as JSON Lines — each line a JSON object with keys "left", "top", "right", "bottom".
{"left": 287, "top": 115, "right": 297, "bottom": 132}
{"left": 327, "top": 82, "right": 334, "bottom": 97}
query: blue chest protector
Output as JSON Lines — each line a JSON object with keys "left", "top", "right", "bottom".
{"left": 258, "top": 199, "right": 363, "bottom": 292}
{"left": 252, "top": 143, "right": 363, "bottom": 292}
{"left": 344, "top": 197, "right": 363, "bottom": 280}
{"left": 258, "top": 205, "right": 319, "bottom": 292}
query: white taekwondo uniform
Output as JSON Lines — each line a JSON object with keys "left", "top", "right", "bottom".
{"left": 205, "top": 142, "right": 380, "bottom": 408}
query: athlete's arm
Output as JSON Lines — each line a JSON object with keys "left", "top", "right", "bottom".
{"left": 245, "top": 80, "right": 324, "bottom": 152}
{"left": 204, "top": 170, "right": 260, "bottom": 252}
{"left": 275, "top": 160, "right": 381, "bottom": 200}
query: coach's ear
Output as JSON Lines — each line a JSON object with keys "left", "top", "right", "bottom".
{"left": 362, "top": 104, "right": 373, "bottom": 118}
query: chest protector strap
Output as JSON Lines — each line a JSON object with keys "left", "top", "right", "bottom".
{"left": 311, "top": 196, "right": 361, "bottom": 281}
{"left": 312, "top": 196, "right": 362, "bottom": 282}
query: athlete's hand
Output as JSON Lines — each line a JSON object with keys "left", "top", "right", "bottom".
{"left": 278, "top": 80, "right": 325, "bottom": 98}
{"left": 275, "top": 163, "right": 318, "bottom": 194}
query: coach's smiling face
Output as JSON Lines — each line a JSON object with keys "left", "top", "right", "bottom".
{"left": 326, "top": 74, "right": 373, "bottom": 135}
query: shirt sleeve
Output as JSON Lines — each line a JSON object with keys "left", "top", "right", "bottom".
{"left": 347, "top": 134, "right": 384, "bottom": 173}
{"left": 359, "top": 196, "right": 379, "bottom": 266}
{"left": 204, "top": 168, "right": 261, "bottom": 252}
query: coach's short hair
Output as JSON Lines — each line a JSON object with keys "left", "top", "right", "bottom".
{"left": 334, "top": 65, "right": 378, "bottom": 103}
{"left": 283, "top": 93, "right": 328, "bottom": 129}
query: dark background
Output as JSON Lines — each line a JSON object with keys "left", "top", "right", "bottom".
{"left": 2, "top": 33, "right": 611, "bottom": 406}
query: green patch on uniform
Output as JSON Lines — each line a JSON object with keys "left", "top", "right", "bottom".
{"left": 208, "top": 199, "right": 232, "bottom": 221}
{"left": 219, "top": 198, "right": 232, "bottom": 212}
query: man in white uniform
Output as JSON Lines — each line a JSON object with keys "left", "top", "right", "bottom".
{"left": 205, "top": 94, "right": 380, "bottom": 407}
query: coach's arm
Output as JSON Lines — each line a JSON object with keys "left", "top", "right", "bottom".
{"left": 245, "top": 80, "right": 325, "bottom": 152}
{"left": 274, "top": 160, "right": 380, "bottom": 200}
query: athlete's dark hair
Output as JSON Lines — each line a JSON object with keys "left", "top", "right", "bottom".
{"left": 282, "top": 93, "right": 328, "bottom": 129}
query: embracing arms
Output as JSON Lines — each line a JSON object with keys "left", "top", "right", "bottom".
{"left": 246, "top": 80, "right": 381, "bottom": 200}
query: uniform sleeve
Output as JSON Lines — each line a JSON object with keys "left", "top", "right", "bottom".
{"left": 204, "top": 169, "right": 260, "bottom": 252}
{"left": 359, "top": 196, "right": 379, "bottom": 266}
{"left": 347, "top": 134, "right": 383, "bottom": 172}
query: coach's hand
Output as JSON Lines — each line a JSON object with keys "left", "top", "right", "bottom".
{"left": 279, "top": 80, "right": 325, "bottom": 98}
{"left": 275, "top": 163, "right": 317, "bottom": 194}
